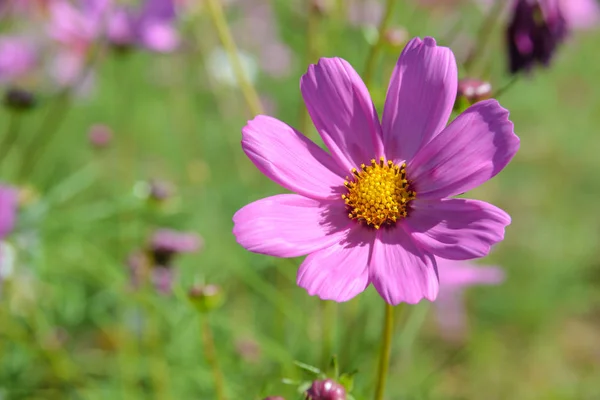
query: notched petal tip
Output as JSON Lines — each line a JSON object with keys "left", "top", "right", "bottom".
{"left": 422, "top": 36, "right": 437, "bottom": 46}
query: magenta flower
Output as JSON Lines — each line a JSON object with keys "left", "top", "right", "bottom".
{"left": 151, "top": 229, "right": 202, "bottom": 256}
{"left": 559, "top": 0, "right": 600, "bottom": 29}
{"left": 106, "top": 0, "right": 179, "bottom": 52}
{"left": 233, "top": 37, "right": 519, "bottom": 305}
{"left": 47, "top": 0, "right": 107, "bottom": 87}
{"left": 478, "top": 0, "right": 599, "bottom": 30}
{"left": 0, "top": 185, "right": 18, "bottom": 240}
{"left": 435, "top": 257, "right": 505, "bottom": 342}
{"left": 0, "top": 36, "right": 38, "bottom": 84}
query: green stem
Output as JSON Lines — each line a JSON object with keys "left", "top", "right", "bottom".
{"left": 362, "top": 0, "right": 396, "bottom": 88}
{"left": 201, "top": 316, "right": 227, "bottom": 400}
{"left": 463, "top": 0, "right": 506, "bottom": 73}
{"left": 205, "top": 0, "right": 263, "bottom": 116}
{"left": 373, "top": 302, "right": 396, "bottom": 400}
{"left": 493, "top": 75, "right": 519, "bottom": 99}
{"left": 320, "top": 300, "right": 336, "bottom": 367}
{"left": 299, "top": 1, "right": 320, "bottom": 135}
{"left": 0, "top": 111, "right": 21, "bottom": 167}
{"left": 17, "top": 91, "right": 71, "bottom": 182}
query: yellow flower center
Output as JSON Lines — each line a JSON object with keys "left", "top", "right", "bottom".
{"left": 342, "top": 157, "right": 416, "bottom": 229}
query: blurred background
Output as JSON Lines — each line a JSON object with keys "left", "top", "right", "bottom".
{"left": 1, "top": 0, "right": 600, "bottom": 399}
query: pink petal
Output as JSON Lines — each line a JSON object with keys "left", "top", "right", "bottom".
{"left": 408, "top": 99, "right": 519, "bottom": 199}
{"left": 232, "top": 194, "right": 352, "bottom": 258}
{"left": 370, "top": 228, "right": 439, "bottom": 305}
{"left": 139, "top": 21, "right": 179, "bottom": 52}
{"left": 434, "top": 289, "right": 468, "bottom": 343}
{"left": 404, "top": 198, "right": 511, "bottom": 260}
{"left": 0, "top": 185, "right": 18, "bottom": 239}
{"left": 300, "top": 57, "right": 384, "bottom": 172}
{"left": 437, "top": 258, "right": 505, "bottom": 288}
{"left": 561, "top": 0, "right": 600, "bottom": 30}
{"left": 242, "top": 115, "right": 346, "bottom": 200}
{"left": 297, "top": 227, "right": 373, "bottom": 302}
{"left": 381, "top": 37, "right": 457, "bottom": 163}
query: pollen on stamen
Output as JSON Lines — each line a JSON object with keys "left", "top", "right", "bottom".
{"left": 341, "top": 157, "right": 416, "bottom": 229}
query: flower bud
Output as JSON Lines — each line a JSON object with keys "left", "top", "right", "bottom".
{"left": 506, "top": 0, "right": 568, "bottom": 74}
{"left": 306, "top": 379, "right": 346, "bottom": 400}
{"left": 148, "top": 179, "right": 175, "bottom": 202}
{"left": 188, "top": 284, "right": 224, "bottom": 313}
{"left": 88, "top": 124, "right": 113, "bottom": 149}
{"left": 3, "top": 87, "right": 36, "bottom": 111}
{"left": 456, "top": 78, "right": 492, "bottom": 107}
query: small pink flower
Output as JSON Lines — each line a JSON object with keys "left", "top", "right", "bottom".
{"left": 106, "top": 0, "right": 180, "bottom": 52}
{"left": 435, "top": 257, "right": 505, "bottom": 341}
{"left": 0, "top": 185, "right": 18, "bottom": 239}
{"left": 88, "top": 124, "right": 113, "bottom": 148}
{"left": 233, "top": 37, "right": 519, "bottom": 305}
{"left": 0, "top": 36, "right": 38, "bottom": 84}
{"left": 151, "top": 229, "right": 202, "bottom": 255}
{"left": 47, "top": 0, "right": 107, "bottom": 88}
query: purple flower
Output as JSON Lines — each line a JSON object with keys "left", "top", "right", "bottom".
{"left": 507, "top": 0, "right": 569, "bottom": 74}
{"left": 106, "top": 0, "right": 179, "bottom": 52}
{"left": 435, "top": 257, "right": 505, "bottom": 342}
{"left": 0, "top": 37, "right": 38, "bottom": 84}
{"left": 306, "top": 379, "right": 346, "bottom": 400}
{"left": 46, "top": 0, "right": 107, "bottom": 87}
{"left": 150, "top": 228, "right": 202, "bottom": 265}
{"left": 233, "top": 37, "right": 519, "bottom": 305}
{"left": 0, "top": 185, "right": 18, "bottom": 240}
{"left": 478, "top": 0, "right": 599, "bottom": 30}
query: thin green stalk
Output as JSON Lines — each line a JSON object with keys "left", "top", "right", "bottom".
{"left": 320, "top": 300, "right": 336, "bottom": 367}
{"left": 362, "top": 0, "right": 396, "bottom": 88}
{"left": 493, "top": 75, "right": 519, "bottom": 99}
{"left": 373, "top": 302, "right": 396, "bottom": 400}
{"left": 17, "top": 91, "right": 71, "bottom": 181}
{"left": 0, "top": 111, "right": 21, "bottom": 167}
{"left": 463, "top": 0, "right": 506, "bottom": 73}
{"left": 205, "top": 0, "right": 263, "bottom": 116}
{"left": 201, "top": 316, "right": 227, "bottom": 400}
{"left": 299, "top": 1, "right": 320, "bottom": 135}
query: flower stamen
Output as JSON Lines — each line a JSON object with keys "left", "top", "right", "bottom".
{"left": 341, "top": 156, "right": 416, "bottom": 229}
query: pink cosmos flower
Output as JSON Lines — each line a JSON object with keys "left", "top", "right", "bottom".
{"left": 47, "top": 0, "right": 107, "bottom": 87}
{"left": 435, "top": 257, "right": 505, "bottom": 342}
{"left": 0, "top": 37, "right": 38, "bottom": 84}
{"left": 233, "top": 37, "right": 519, "bottom": 305}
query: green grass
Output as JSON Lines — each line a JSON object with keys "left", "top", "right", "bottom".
{"left": 1, "top": 1, "right": 600, "bottom": 399}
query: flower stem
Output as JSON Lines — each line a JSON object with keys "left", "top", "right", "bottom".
{"left": 0, "top": 110, "right": 22, "bottom": 168}
{"left": 201, "top": 316, "right": 227, "bottom": 400}
{"left": 362, "top": 0, "right": 396, "bottom": 88}
{"left": 373, "top": 302, "right": 396, "bottom": 400}
{"left": 463, "top": 0, "right": 506, "bottom": 73}
{"left": 493, "top": 75, "right": 519, "bottom": 99}
{"left": 320, "top": 300, "right": 336, "bottom": 367}
{"left": 17, "top": 91, "right": 71, "bottom": 182}
{"left": 205, "top": 0, "right": 263, "bottom": 116}
{"left": 299, "top": 0, "right": 320, "bottom": 136}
